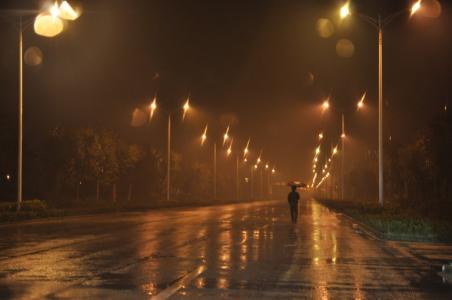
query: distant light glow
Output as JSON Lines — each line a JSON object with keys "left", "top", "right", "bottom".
{"left": 411, "top": 0, "right": 422, "bottom": 16}
{"left": 58, "top": 1, "right": 80, "bottom": 21}
{"left": 340, "top": 3, "right": 350, "bottom": 18}
{"left": 34, "top": 13, "right": 64, "bottom": 37}
{"left": 223, "top": 126, "right": 230, "bottom": 145}
{"left": 227, "top": 139, "right": 233, "bottom": 156}
{"left": 272, "top": 168, "right": 275, "bottom": 174}
{"left": 341, "top": 133, "right": 346, "bottom": 138}
{"left": 149, "top": 97, "right": 157, "bottom": 119}
{"left": 201, "top": 125, "right": 208, "bottom": 145}
{"left": 357, "top": 92, "right": 366, "bottom": 109}
{"left": 183, "top": 98, "right": 190, "bottom": 120}
{"left": 322, "top": 99, "right": 330, "bottom": 110}
{"left": 244, "top": 138, "right": 250, "bottom": 156}
{"left": 6, "top": 174, "right": 11, "bottom": 181}
{"left": 318, "top": 132, "right": 324, "bottom": 140}
{"left": 50, "top": 2, "right": 60, "bottom": 18}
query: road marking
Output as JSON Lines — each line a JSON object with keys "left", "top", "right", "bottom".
{"left": 151, "top": 265, "right": 206, "bottom": 300}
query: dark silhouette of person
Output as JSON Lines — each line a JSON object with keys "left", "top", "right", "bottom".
{"left": 287, "top": 185, "right": 300, "bottom": 223}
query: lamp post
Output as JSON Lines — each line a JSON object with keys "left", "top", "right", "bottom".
{"left": 5, "top": 1, "right": 80, "bottom": 211}
{"left": 200, "top": 125, "right": 233, "bottom": 201}
{"left": 150, "top": 97, "right": 190, "bottom": 203}
{"left": 340, "top": 1, "right": 423, "bottom": 206}
{"left": 321, "top": 96, "right": 364, "bottom": 200}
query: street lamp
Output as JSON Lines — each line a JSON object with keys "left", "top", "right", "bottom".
{"left": 223, "top": 125, "right": 230, "bottom": 145}
{"left": 10, "top": 1, "right": 80, "bottom": 212}
{"left": 357, "top": 92, "right": 366, "bottom": 110}
{"left": 322, "top": 99, "right": 330, "bottom": 110}
{"left": 150, "top": 96, "right": 191, "bottom": 203}
{"left": 201, "top": 124, "right": 208, "bottom": 146}
{"left": 339, "top": 0, "right": 423, "bottom": 206}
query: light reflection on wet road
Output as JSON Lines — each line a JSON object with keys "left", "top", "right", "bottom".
{"left": 0, "top": 199, "right": 450, "bottom": 299}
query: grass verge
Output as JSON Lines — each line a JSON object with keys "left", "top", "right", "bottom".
{"left": 318, "top": 199, "right": 452, "bottom": 243}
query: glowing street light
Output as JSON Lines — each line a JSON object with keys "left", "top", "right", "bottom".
{"left": 340, "top": 3, "right": 350, "bottom": 19}
{"left": 227, "top": 139, "right": 233, "bottom": 156}
{"left": 14, "top": 1, "right": 80, "bottom": 212}
{"left": 244, "top": 138, "right": 250, "bottom": 157}
{"left": 411, "top": 0, "right": 422, "bottom": 16}
{"left": 149, "top": 97, "right": 157, "bottom": 119}
{"left": 223, "top": 126, "right": 230, "bottom": 145}
{"left": 338, "top": 0, "right": 425, "bottom": 206}
{"left": 357, "top": 92, "right": 366, "bottom": 110}
{"left": 182, "top": 98, "right": 190, "bottom": 120}
{"left": 322, "top": 99, "right": 330, "bottom": 110}
{"left": 201, "top": 125, "right": 208, "bottom": 145}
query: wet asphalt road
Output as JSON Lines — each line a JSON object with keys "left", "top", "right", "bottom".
{"left": 0, "top": 199, "right": 451, "bottom": 299}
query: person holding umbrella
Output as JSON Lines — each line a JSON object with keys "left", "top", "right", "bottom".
{"left": 287, "top": 184, "right": 300, "bottom": 224}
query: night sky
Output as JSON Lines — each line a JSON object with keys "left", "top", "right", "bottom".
{"left": 0, "top": 0, "right": 450, "bottom": 182}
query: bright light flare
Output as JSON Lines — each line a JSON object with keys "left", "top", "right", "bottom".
{"left": 227, "top": 147, "right": 232, "bottom": 156}
{"left": 34, "top": 13, "right": 64, "bottom": 37}
{"left": 357, "top": 92, "right": 366, "bottom": 110}
{"left": 227, "top": 139, "right": 233, "bottom": 156}
{"left": 333, "top": 147, "right": 338, "bottom": 155}
{"left": 254, "top": 164, "right": 258, "bottom": 169}
{"left": 182, "top": 98, "right": 190, "bottom": 120}
{"left": 411, "top": 0, "right": 422, "bottom": 16}
{"left": 257, "top": 157, "right": 261, "bottom": 164}
{"left": 59, "top": 1, "right": 80, "bottom": 20}
{"left": 340, "top": 3, "right": 350, "bottom": 19}
{"left": 316, "top": 146, "right": 321, "bottom": 155}
{"left": 318, "top": 132, "right": 324, "bottom": 140}
{"left": 322, "top": 99, "right": 330, "bottom": 110}
{"left": 265, "top": 163, "right": 269, "bottom": 169}
{"left": 201, "top": 125, "right": 208, "bottom": 145}
{"left": 341, "top": 132, "right": 346, "bottom": 138}
{"left": 244, "top": 138, "right": 250, "bottom": 156}
{"left": 223, "top": 126, "right": 230, "bottom": 145}
{"left": 149, "top": 97, "right": 157, "bottom": 119}
{"left": 272, "top": 168, "right": 276, "bottom": 174}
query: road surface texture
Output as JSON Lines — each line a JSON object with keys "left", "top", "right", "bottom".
{"left": 0, "top": 199, "right": 451, "bottom": 299}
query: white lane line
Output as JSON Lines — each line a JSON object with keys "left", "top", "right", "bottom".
{"left": 151, "top": 265, "right": 206, "bottom": 300}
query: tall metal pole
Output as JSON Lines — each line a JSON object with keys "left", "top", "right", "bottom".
{"left": 213, "top": 142, "right": 217, "bottom": 200}
{"left": 341, "top": 113, "right": 345, "bottom": 201}
{"left": 250, "top": 166, "right": 254, "bottom": 200}
{"left": 167, "top": 114, "right": 171, "bottom": 202}
{"left": 268, "top": 172, "right": 273, "bottom": 199}
{"left": 235, "top": 155, "right": 239, "bottom": 201}
{"left": 267, "top": 171, "right": 271, "bottom": 199}
{"left": 259, "top": 168, "right": 263, "bottom": 199}
{"left": 17, "top": 19, "right": 23, "bottom": 212}
{"left": 378, "top": 17, "right": 384, "bottom": 207}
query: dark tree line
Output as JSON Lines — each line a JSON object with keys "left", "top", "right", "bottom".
{"left": 0, "top": 126, "right": 219, "bottom": 209}
{"left": 344, "top": 110, "right": 451, "bottom": 216}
